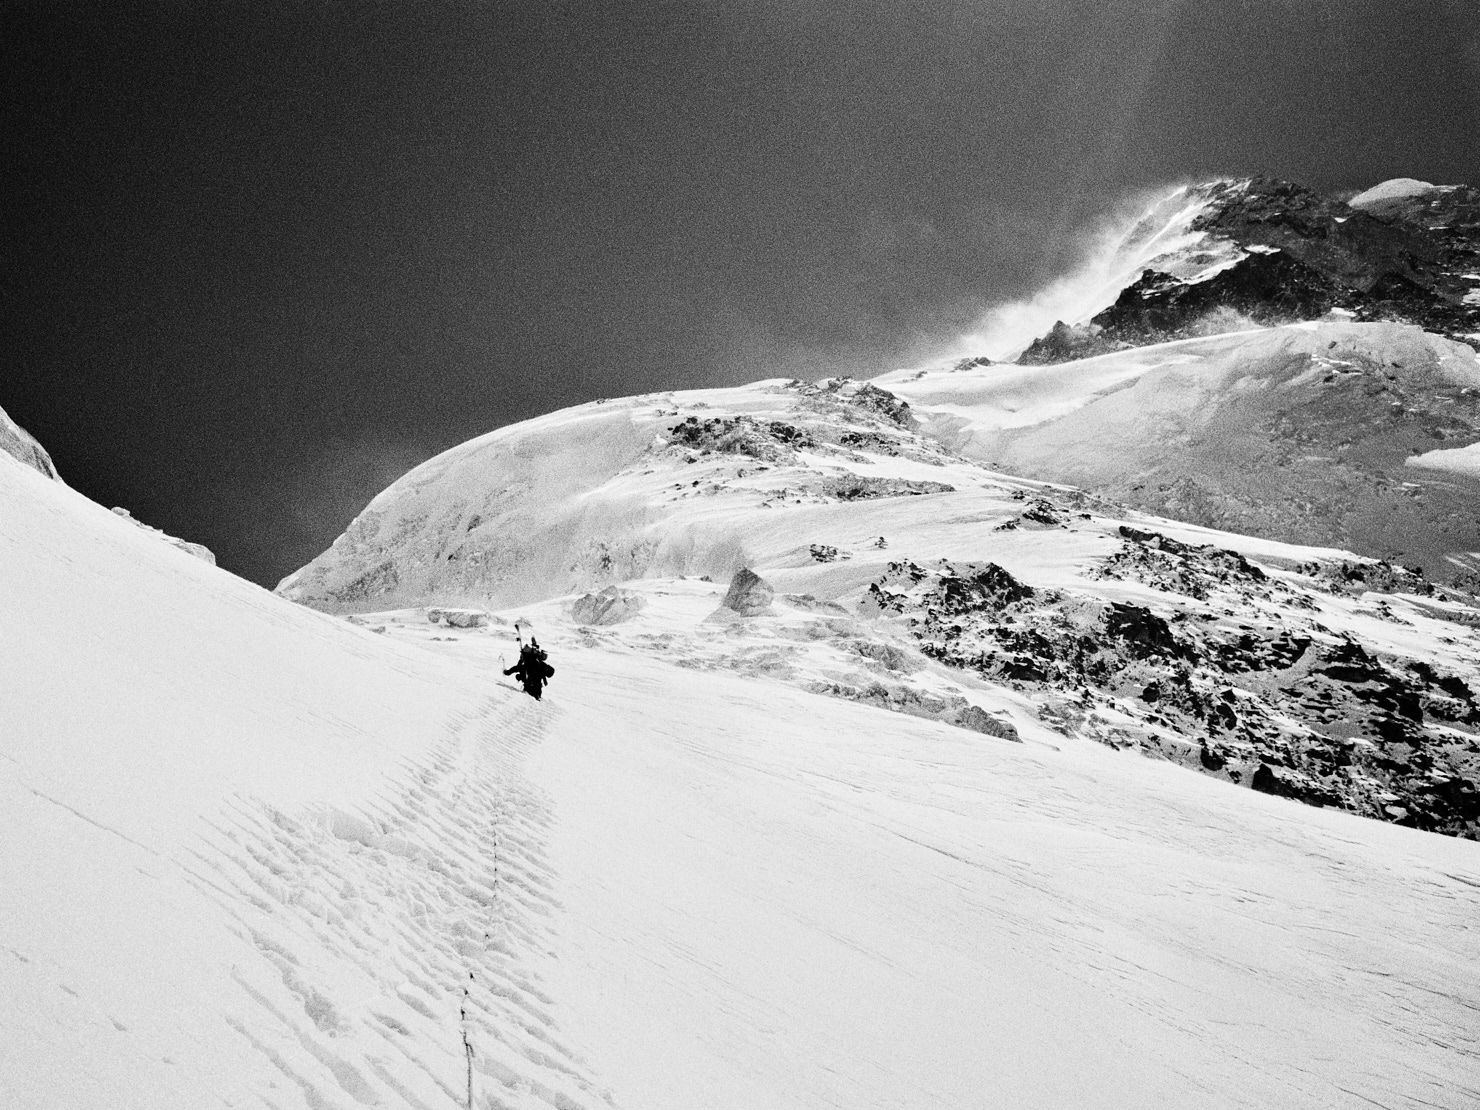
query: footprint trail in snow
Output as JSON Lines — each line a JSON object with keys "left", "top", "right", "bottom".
{"left": 187, "top": 695, "right": 616, "bottom": 1110}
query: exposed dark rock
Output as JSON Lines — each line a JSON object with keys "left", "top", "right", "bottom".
{"left": 1094, "top": 526, "right": 1267, "bottom": 601}
{"left": 823, "top": 475, "right": 954, "bottom": 501}
{"left": 837, "top": 430, "right": 904, "bottom": 455}
{"left": 864, "top": 557, "right": 1480, "bottom": 838}
{"left": 843, "top": 382, "right": 916, "bottom": 428}
{"left": 1104, "top": 604, "right": 1192, "bottom": 660}
{"left": 846, "top": 638, "right": 921, "bottom": 673}
{"left": 722, "top": 567, "right": 775, "bottom": 617}
{"left": 952, "top": 356, "right": 995, "bottom": 372}
{"left": 786, "top": 378, "right": 918, "bottom": 428}
{"left": 329, "top": 560, "right": 401, "bottom": 604}
{"left": 953, "top": 704, "right": 1021, "bottom": 740}
{"left": 428, "top": 607, "right": 490, "bottom": 628}
{"left": 570, "top": 586, "right": 644, "bottom": 626}
{"left": 994, "top": 496, "right": 1067, "bottom": 529}
{"left": 1020, "top": 176, "right": 1480, "bottom": 364}
{"left": 668, "top": 415, "right": 816, "bottom": 460}
{"left": 1018, "top": 321, "right": 1127, "bottom": 365}
{"left": 1092, "top": 252, "right": 1339, "bottom": 348}
{"left": 1297, "top": 558, "right": 1436, "bottom": 597}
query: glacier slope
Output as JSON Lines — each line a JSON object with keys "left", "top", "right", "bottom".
{"left": 409, "top": 591, "right": 1480, "bottom": 1110}
{"left": 885, "top": 320, "right": 1480, "bottom": 578}
{"left": 4, "top": 432, "right": 1480, "bottom": 1106}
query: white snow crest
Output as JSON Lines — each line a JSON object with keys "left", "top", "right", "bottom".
{"left": 1349, "top": 177, "right": 1444, "bottom": 208}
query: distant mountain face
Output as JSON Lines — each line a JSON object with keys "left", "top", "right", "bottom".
{"left": 913, "top": 176, "right": 1480, "bottom": 579}
{"left": 1018, "top": 177, "right": 1480, "bottom": 364}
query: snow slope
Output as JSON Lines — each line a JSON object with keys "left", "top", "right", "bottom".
{"left": 275, "top": 378, "right": 987, "bottom": 612}
{"left": 883, "top": 320, "right": 1480, "bottom": 577}
{"left": 0, "top": 453, "right": 610, "bottom": 1109}
{"left": 6, "top": 418, "right": 1480, "bottom": 1106}
{"left": 529, "top": 636, "right": 1480, "bottom": 1110}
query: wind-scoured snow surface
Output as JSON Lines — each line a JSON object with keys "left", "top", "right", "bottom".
{"left": 7, "top": 403, "right": 1480, "bottom": 1106}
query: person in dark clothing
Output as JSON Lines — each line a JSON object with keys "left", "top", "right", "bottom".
{"left": 504, "top": 638, "right": 553, "bottom": 700}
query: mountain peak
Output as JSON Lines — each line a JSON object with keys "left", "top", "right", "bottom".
{"left": 1015, "top": 174, "right": 1480, "bottom": 365}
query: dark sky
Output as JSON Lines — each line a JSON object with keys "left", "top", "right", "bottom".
{"left": 6, "top": 0, "right": 1479, "bottom": 586}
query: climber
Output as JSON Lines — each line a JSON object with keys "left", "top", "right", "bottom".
{"left": 504, "top": 636, "right": 554, "bottom": 700}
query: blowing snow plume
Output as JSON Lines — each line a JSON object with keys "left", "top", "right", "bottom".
{"left": 954, "top": 183, "right": 1235, "bottom": 361}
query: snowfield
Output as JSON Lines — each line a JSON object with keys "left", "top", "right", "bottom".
{"left": 887, "top": 321, "right": 1480, "bottom": 580}
{"left": 5, "top": 421, "right": 1480, "bottom": 1107}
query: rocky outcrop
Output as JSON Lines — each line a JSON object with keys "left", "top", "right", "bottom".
{"left": 427, "top": 607, "right": 490, "bottom": 628}
{"left": 667, "top": 415, "right": 816, "bottom": 461}
{"left": 722, "top": 568, "right": 775, "bottom": 617}
{"left": 865, "top": 542, "right": 1480, "bottom": 838}
{"left": 0, "top": 404, "right": 60, "bottom": 481}
{"left": 570, "top": 586, "right": 645, "bottom": 626}
{"left": 788, "top": 377, "right": 918, "bottom": 428}
{"left": 822, "top": 475, "right": 954, "bottom": 500}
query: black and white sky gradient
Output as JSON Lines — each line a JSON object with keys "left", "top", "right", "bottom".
{"left": 6, "top": 0, "right": 1479, "bottom": 585}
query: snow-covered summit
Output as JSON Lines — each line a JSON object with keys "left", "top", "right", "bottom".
{"left": 1350, "top": 177, "right": 1442, "bottom": 207}
{"left": 1011, "top": 175, "right": 1480, "bottom": 364}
